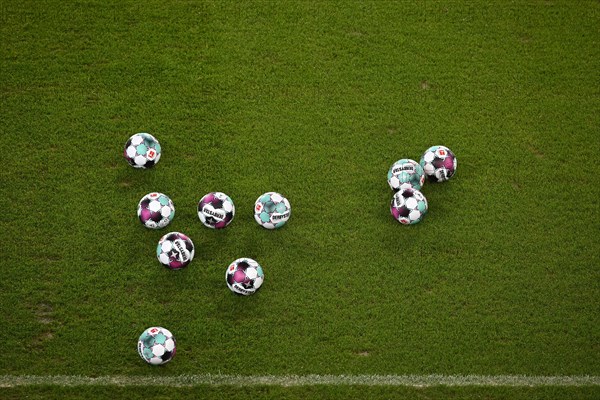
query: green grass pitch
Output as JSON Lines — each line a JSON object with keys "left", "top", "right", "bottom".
{"left": 1, "top": 1, "right": 599, "bottom": 398}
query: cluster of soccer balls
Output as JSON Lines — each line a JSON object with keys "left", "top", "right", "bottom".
{"left": 125, "top": 133, "right": 289, "bottom": 366}
{"left": 387, "top": 145, "right": 457, "bottom": 224}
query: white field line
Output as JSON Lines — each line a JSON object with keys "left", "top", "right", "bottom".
{"left": 1, "top": 374, "right": 599, "bottom": 388}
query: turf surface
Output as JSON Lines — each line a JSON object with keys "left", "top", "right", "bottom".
{"left": 1, "top": 0, "right": 599, "bottom": 398}
{"left": 3, "top": 385, "right": 600, "bottom": 400}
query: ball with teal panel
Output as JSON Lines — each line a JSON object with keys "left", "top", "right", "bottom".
{"left": 156, "top": 232, "right": 195, "bottom": 270}
{"left": 254, "top": 192, "right": 291, "bottom": 229}
{"left": 387, "top": 159, "right": 425, "bottom": 191}
{"left": 137, "top": 192, "right": 175, "bottom": 229}
{"left": 197, "top": 192, "right": 235, "bottom": 229}
{"left": 137, "top": 327, "right": 176, "bottom": 365}
{"left": 124, "top": 133, "right": 162, "bottom": 169}
{"left": 225, "top": 258, "right": 265, "bottom": 295}
{"left": 390, "top": 187, "right": 428, "bottom": 225}
{"left": 420, "top": 145, "right": 457, "bottom": 182}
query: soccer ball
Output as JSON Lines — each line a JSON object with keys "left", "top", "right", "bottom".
{"left": 137, "top": 192, "right": 175, "bottom": 229}
{"left": 254, "top": 192, "right": 291, "bottom": 229}
{"left": 156, "top": 232, "right": 195, "bottom": 270}
{"left": 390, "top": 188, "right": 428, "bottom": 225}
{"left": 197, "top": 192, "right": 235, "bottom": 229}
{"left": 226, "top": 258, "right": 264, "bottom": 296}
{"left": 420, "top": 145, "right": 457, "bottom": 182}
{"left": 387, "top": 159, "right": 425, "bottom": 191}
{"left": 124, "top": 133, "right": 161, "bottom": 168}
{"left": 137, "top": 327, "right": 176, "bottom": 365}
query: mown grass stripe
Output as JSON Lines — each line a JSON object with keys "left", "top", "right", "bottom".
{"left": 1, "top": 375, "right": 599, "bottom": 388}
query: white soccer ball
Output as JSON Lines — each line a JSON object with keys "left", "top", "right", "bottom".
{"left": 225, "top": 258, "right": 264, "bottom": 296}
{"left": 390, "top": 187, "right": 428, "bottom": 225}
{"left": 387, "top": 159, "right": 425, "bottom": 191}
{"left": 197, "top": 192, "right": 235, "bottom": 229}
{"left": 420, "top": 145, "right": 457, "bottom": 182}
{"left": 254, "top": 192, "right": 291, "bottom": 229}
{"left": 137, "top": 193, "right": 175, "bottom": 229}
{"left": 124, "top": 133, "right": 161, "bottom": 169}
{"left": 137, "top": 327, "right": 176, "bottom": 365}
{"left": 156, "top": 232, "right": 195, "bottom": 270}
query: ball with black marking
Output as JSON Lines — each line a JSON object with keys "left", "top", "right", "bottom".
{"left": 124, "top": 133, "right": 161, "bottom": 169}
{"left": 226, "top": 258, "right": 264, "bottom": 296}
{"left": 137, "top": 327, "right": 176, "bottom": 365}
{"left": 420, "top": 145, "right": 457, "bottom": 182}
{"left": 254, "top": 192, "right": 291, "bottom": 229}
{"left": 197, "top": 192, "right": 235, "bottom": 229}
{"left": 137, "top": 192, "right": 175, "bottom": 229}
{"left": 156, "top": 232, "right": 195, "bottom": 270}
{"left": 390, "top": 187, "right": 428, "bottom": 225}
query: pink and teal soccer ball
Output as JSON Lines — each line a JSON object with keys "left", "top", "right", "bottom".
{"left": 197, "top": 192, "right": 235, "bottom": 229}
{"left": 124, "top": 133, "right": 161, "bottom": 169}
{"left": 390, "top": 187, "right": 428, "bottom": 225}
{"left": 226, "top": 258, "right": 264, "bottom": 296}
{"left": 137, "top": 192, "right": 175, "bottom": 229}
{"left": 387, "top": 159, "right": 425, "bottom": 191}
{"left": 420, "top": 145, "right": 457, "bottom": 182}
{"left": 137, "top": 327, "right": 176, "bottom": 365}
{"left": 156, "top": 232, "right": 195, "bottom": 270}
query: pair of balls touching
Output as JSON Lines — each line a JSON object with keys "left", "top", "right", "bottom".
{"left": 387, "top": 146, "right": 457, "bottom": 225}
